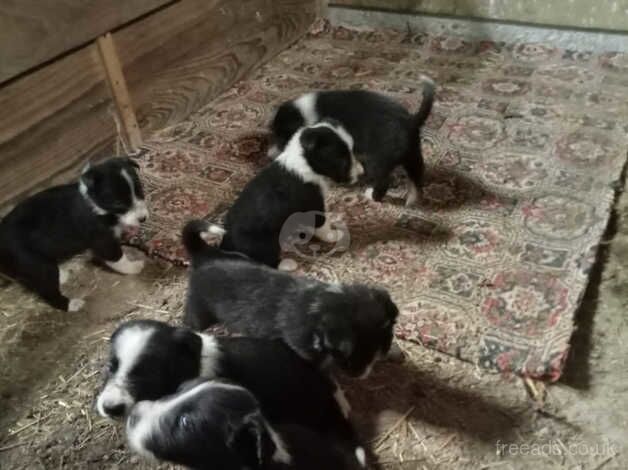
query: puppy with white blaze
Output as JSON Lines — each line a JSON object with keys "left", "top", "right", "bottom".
{"left": 126, "top": 379, "right": 364, "bottom": 470}
{"left": 0, "top": 157, "right": 148, "bottom": 311}
{"left": 269, "top": 78, "right": 435, "bottom": 206}
{"left": 217, "top": 118, "right": 364, "bottom": 269}
{"left": 96, "top": 320, "right": 364, "bottom": 463}
{"left": 182, "top": 220, "right": 399, "bottom": 378}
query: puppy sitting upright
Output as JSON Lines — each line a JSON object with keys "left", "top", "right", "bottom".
{"left": 269, "top": 79, "right": 435, "bottom": 206}
{"left": 183, "top": 220, "right": 399, "bottom": 378}
{"left": 217, "top": 119, "right": 364, "bottom": 269}
{"left": 0, "top": 157, "right": 148, "bottom": 311}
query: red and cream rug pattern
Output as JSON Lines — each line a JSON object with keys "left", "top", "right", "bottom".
{"left": 130, "top": 20, "right": 628, "bottom": 380}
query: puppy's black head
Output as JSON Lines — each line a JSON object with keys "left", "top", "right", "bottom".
{"left": 79, "top": 157, "right": 148, "bottom": 227}
{"left": 126, "top": 380, "right": 284, "bottom": 469}
{"left": 312, "top": 285, "right": 398, "bottom": 378}
{"left": 96, "top": 320, "right": 206, "bottom": 419}
{"left": 300, "top": 121, "right": 364, "bottom": 184}
{"left": 271, "top": 101, "right": 306, "bottom": 155}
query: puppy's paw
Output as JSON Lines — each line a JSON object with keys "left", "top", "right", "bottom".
{"left": 355, "top": 447, "right": 366, "bottom": 467}
{"left": 405, "top": 182, "right": 419, "bottom": 207}
{"left": 68, "top": 298, "right": 86, "bottom": 312}
{"left": 364, "top": 187, "right": 375, "bottom": 201}
{"left": 267, "top": 144, "right": 281, "bottom": 159}
{"left": 278, "top": 258, "right": 298, "bottom": 271}
{"left": 320, "top": 229, "right": 339, "bottom": 243}
{"left": 106, "top": 254, "right": 145, "bottom": 275}
{"left": 58, "top": 267, "right": 70, "bottom": 285}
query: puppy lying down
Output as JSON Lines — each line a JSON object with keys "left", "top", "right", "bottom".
{"left": 96, "top": 319, "right": 362, "bottom": 461}
{"left": 126, "top": 378, "right": 365, "bottom": 469}
{"left": 183, "top": 219, "right": 399, "bottom": 378}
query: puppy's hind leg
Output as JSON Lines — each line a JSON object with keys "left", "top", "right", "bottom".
{"left": 183, "top": 290, "right": 216, "bottom": 331}
{"left": 402, "top": 150, "right": 424, "bottom": 207}
{"left": 15, "top": 252, "right": 77, "bottom": 311}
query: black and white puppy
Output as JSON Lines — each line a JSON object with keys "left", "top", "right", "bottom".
{"left": 0, "top": 157, "right": 148, "bottom": 311}
{"left": 216, "top": 119, "right": 364, "bottom": 270}
{"left": 269, "top": 79, "right": 435, "bottom": 206}
{"left": 95, "top": 320, "right": 362, "bottom": 462}
{"left": 126, "top": 379, "right": 364, "bottom": 470}
{"left": 183, "top": 220, "right": 398, "bottom": 378}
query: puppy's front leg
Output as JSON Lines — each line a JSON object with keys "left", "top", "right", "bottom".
{"left": 92, "top": 237, "right": 144, "bottom": 275}
{"left": 314, "top": 214, "right": 343, "bottom": 244}
{"left": 106, "top": 252, "right": 145, "bottom": 275}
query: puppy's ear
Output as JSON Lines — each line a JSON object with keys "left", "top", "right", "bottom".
{"left": 121, "top": 157, "right": 140, "bottom": 170}
{"left": 320, "top": 117, "right": 342, "bottom": 128}
{"left": 172, "top": 327, "right": 202, "bottom": 360}
{"left": 229, "top": 412, "right": 274, "bottom": 468}
{"left": 79, "top": 166, "right": 98, "bottom": 192}
{"left": 300, "top": 127, "right": 320, "bottom": 153}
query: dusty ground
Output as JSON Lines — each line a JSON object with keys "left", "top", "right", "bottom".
{"left": 0, "top": 185, "right": 625, "bottom": 470}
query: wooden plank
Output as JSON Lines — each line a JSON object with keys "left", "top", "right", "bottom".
{"left": 114, "top": 0, "right": 320, "bottom": 131}
{"left": 0, "top": 43, "right": 116, "bottom": 206}
{"left": 97, "top": 33, "right": 143, "bottom": 151}
{"left": 0, "top": 0, "right": 173, "bottom": 84}
{"left": 0, "top": 0, "right": 321, "bottom": 207}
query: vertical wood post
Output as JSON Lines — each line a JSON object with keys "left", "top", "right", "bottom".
{"left": 96, "top": 33, "right": 143, "bottom": 152}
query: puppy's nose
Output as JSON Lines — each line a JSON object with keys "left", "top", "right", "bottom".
{"left": 138, "top": 215, "right": 147, "bottom": 223}
{"left": 103, "top": 403, "right": 127, "bottom": 418}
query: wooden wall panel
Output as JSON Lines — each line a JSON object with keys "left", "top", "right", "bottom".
{"left": 0, "top": 44, "right": 116, "bottom": 207}
{"left": 0, "top": 0, "right": 320, "bottom": 208}
{"left": 0, "top": 0, "right": 173, "bottom": 84}
{"left": 115, "top": 0, "right": 320, "bottom": 131}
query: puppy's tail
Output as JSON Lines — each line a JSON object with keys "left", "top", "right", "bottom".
{"left": 182, "top": 219, "right": 225, "bottom": 256}
{"left": 412, "top": 76, "right": 435, "bottom": 128}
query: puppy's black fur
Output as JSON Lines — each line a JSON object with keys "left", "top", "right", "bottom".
{"left": 219, "top": 120, "right": 361, "bottom": 268}
{"left": 96, "top": 320, "right": 360, "bottom": 456}
{"left": 126, "top": 379, "right": 363, "bottom": 470}
{"left": 183, "top": 220, "right": 399, "bottom": 378}
{"left": 270, "top": 81, "right": 435, "bottom": 204}
{"left": 0, "top": 157, "right": 147, "bottom": 311}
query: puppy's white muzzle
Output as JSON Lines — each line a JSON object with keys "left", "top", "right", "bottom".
{"left": 120, "top": 200, "right": 149, "bottom": 227}
{"left": 96, "top": 383, "right": 135, "bottom": 419}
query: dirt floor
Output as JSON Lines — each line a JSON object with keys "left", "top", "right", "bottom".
{"left": 0, "top": 181, "right": 625, "bottom": 470}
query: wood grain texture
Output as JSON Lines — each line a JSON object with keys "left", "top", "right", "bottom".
{"left": 115, "top": 0, "right": 320, "bottom": 131}
{"left": 97, "top": 33, "right": 143, "bottom": 151}
{"left": 0, "top": 0, "right": 321, "bottom": 207}
{"left": 0, "top": 44, "right": 116, "bottom": 206}
{"left": 0, "top": 0, "right": 172, "bottom": 84}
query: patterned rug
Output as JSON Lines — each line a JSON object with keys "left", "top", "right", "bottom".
{"left": 131, "top": 20, "right": 628, "bottom": 380}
